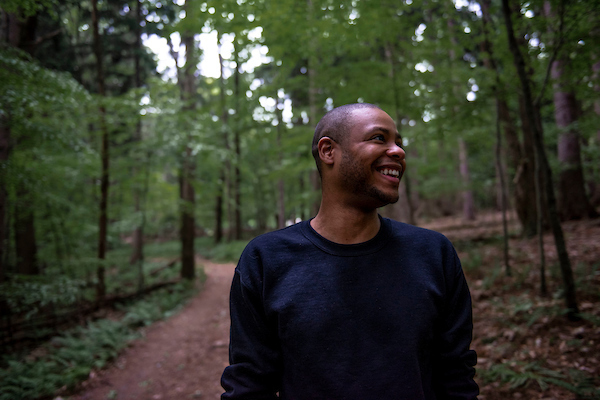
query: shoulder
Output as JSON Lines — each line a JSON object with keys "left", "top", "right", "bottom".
{"left": 242, "top": 221, "right": 307, "bottom": 255}
{"left": 235, "top": 221, "right": 310, "bottom": 290}
{"left": 237, "top": 221, "right": 310, "bottom": 271}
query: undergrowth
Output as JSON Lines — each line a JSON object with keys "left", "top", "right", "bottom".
{"left": 195, "top": 237, "right": 249, "bottom": 263}
{"left": 0, "top": 281, "right": 196, "bottom": 400}
{"left": 479, "top": 361, "right": 600, "bottom": 399}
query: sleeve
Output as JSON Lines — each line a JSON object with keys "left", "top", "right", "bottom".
{"left": 221, "top": 248, "right": 282, "bottom": 400}
{"left": 432, "top": 247, "right": 479, "bottom": 400}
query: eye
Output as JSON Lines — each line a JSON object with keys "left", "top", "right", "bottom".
{"left": 370, "top": 134, "right": 385, "bottom": 141}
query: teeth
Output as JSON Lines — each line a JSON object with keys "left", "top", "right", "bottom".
{"left": 381, "top": 169, "right": 399, "bottom": 177}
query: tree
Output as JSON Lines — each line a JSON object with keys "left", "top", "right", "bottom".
{"left": 1, "top": 7, "right": 40, "bottom": 276}
{"left": 501, "top": 0, "right": 579, "bottom": 319}
{"left": 168, "top": 3, "right": 199, "bottom": 280}
{"left": 91, "top": 0, "right": 109, "bottom": 300}
{"left": 552, "top": 58, "right": 598, "bottom": 220}
{"left": 544, "top": 0, "right": 598, "bottom": 220}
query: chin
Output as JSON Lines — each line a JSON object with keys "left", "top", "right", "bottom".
{"left": 387, "top": 195, "right": 400, "bottom": 204}
{"left": 368, "top": 190, "right": 400, "bottom": 208}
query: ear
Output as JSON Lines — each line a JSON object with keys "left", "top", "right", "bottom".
{"left": 317, "top": 137, "right": 337, "bottom": 166}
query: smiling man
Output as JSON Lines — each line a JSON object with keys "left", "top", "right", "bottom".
{"left": 221, "top": 103, "right": 479, "bottom": 400}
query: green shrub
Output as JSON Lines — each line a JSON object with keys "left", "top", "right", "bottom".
{"left": 0, "top": 282, "right": 196, "bottom": 400}
{"left": 479, "top": 361, "right": 600, "bottom": 399}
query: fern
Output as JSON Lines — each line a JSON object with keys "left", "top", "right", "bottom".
{"left": 480, "top": 361, "right": 600, "bottom": 398}
{"left": 0, "top": 282, "right": 196, "bottom": 399}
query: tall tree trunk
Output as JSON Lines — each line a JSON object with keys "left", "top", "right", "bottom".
{"left": 480, "top": 0, "right": 537, "bottom": 236}
{"left": 92, "top": 0, "right": 108, "bottom": 301}
{"left": 307, "top": 0, "right": 321, "bottom": 217}
{"left": 502, "top": 99, "right": 539, "bottom": 237}
{"left": 215, "top": 168, "right": 225, "bottom": 244}
{"left": 179, "top": 32, "right": 196, "bottom": 280}
{"left": 592, "top": 59, "right": 600, "bottom": 206}
{"left": 232, "top": 42, "right": 242, "bottom": 240}
{"left": 180, "top": 160, "right": 195, "bottom": 280}
{"left": 551, "top": 60, "right": 598, "bottom": 220}
{"left": 481, "top": 0, "right": 510, "bottom": 273}
{"left": 276, "top": 95, "right": 286, "bottom": 230}
{"left": 384, "top": 41, "right": 416, "bottom": 224}
{"left": 0, "top": 116, "right": 10, "bottom": 282}
{"left": 495, "top": 102, "right": 511, "bottom": 276}
{"left": 130, "top": 0, "right": 145, "bottom": 293}
{"left": 447, "top": 15, "right": 475, "bottom": 221}
{"left": 215, "top": 43, "right": 227, "bottom": 244}
{"left": 501, "top": 0, "right": 579, "bottom": 319}
{"left": 517, "top": 96, "right": 542, "bottom": 235}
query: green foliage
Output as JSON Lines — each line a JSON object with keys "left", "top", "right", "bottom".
{"left": 0, "top": 282, "right": 196, "bottom": 400}
{"left": 580, "top": 312, "right": 600, "bottom": 327}
{"left": 461, "top": 247, "right": 483, "bottom": 273}
{"left": 196, "top": 237, "right": 250, "bottom": 263}
{"left": 479, "top": 361, "right": 600, "bottom": 399}
{"left": 0, "top": 275, "right": 85, "bottom": 317}
{"left": 0, "top": 0, "right": 54, "bottom": 17}
{"left": 121, "top": 280, "right": 197, "bottom": 327}
{"left": 482, "top": 265, "right": 503, "bottom": 291}
{"left": 0, "top": 319, "right": 135, "bottom": 400}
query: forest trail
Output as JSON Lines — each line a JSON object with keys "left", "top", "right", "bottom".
{"left": 69, "top": 214, "right": 600, "bottom": 400}
{"left": 72, "top": 259, "right": 235, "bottom": 400}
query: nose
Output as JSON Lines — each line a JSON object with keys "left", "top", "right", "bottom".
{"left": 387, "top": 143, "right": 406, "bottom": 160}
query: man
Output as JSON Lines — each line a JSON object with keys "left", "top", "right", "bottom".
{"left": 221, "top": 103, "right": 478, "bottom": 399}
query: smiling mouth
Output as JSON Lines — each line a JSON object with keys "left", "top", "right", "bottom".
{"left": 379, "top": 168, "right": 400, "bottom": 178}
{"left": 376, "top": 167, "right": 401, "bottom": 180}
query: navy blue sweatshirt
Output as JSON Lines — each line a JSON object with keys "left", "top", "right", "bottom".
{"left": 221, "top": 217, "right": 478, "bottom": 399}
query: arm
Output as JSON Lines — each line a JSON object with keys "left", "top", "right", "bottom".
{"left": 221, "top": 257, "right": 282, "bottom": 399}
{"left": 432, "top": 250, "right": 479, "bottom": 400}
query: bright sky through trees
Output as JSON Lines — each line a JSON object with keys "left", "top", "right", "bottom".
{"left": 143, "top": 28, "right": 270, "bottom": 79}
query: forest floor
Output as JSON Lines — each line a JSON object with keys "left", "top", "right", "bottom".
{"left": 69, "top": 212, "right": 600, "bottom": 400}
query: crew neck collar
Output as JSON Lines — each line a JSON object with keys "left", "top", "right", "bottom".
{"left": 300, "top": 215, "right": 391, "bottom": 257}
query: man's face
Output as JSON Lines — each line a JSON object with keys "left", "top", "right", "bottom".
{"left": 336, "top": 108, "right": 406, "bottom": 209}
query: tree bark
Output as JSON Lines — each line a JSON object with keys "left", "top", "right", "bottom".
{"left": 551, "top": 60, "right": 598, "bottom": 220}
{"left": 92, "top": 0, "right": 108, "bottom": 301}
{"left": 447, "top": 15, "right": 475, "bottom": 221}
{"left": 501, "top": 0, "right": 579, "bottom": 319}
{"left": 501, "top": 98, "right": 539, "bottom": 237}
{"left": 480, "top": 0, "right": 537, "bottom": 236}
{"left": 495, "top": 101, "right": 511, "bottom": 276}
{"left": 517, "top": 96, "right": 543, "bottom": 235}
{"left": 179, "top": 32, "right": 196, "bottom": 280}
{"left": 0, "top": 116, "right": 10, "bottom": 282}
{"left": 276, "top": 95, "right": 286, "bottom": 230}
{"left": 384, "top": 41, "right": 416, "bottom": 224}
{"left": 592, "top": 60, "right": 600, "bottom": 206}
{"left": 129, "top": 0, "right": 145, "bottom": 293}
{"left": 214, "top": 41, "right": 228, "bottom": 244}
{"left": 307, "top": 0, "right": 321, "bottom": 217}
{"left": 232, "top": 42, "right": 242, "bottom": 240}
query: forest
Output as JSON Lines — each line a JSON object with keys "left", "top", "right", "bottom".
{"left": 1, "top": 0, "right": 599, "bottom": 399}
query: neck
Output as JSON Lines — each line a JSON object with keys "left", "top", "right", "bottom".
{"left": 311, "top": 197, "right": 380, "bottom": 244}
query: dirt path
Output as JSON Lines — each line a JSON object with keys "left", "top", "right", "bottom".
{"left": 72, "top": 260, "right": 235, "bottom": 400}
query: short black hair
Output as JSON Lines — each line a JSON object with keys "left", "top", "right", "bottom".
{"left": 311, "top": 103, "right": 382, "bottom": 175}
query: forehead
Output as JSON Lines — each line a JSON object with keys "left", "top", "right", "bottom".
{"left": 348, "top": 108, "right": 398, "bottom": 135}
